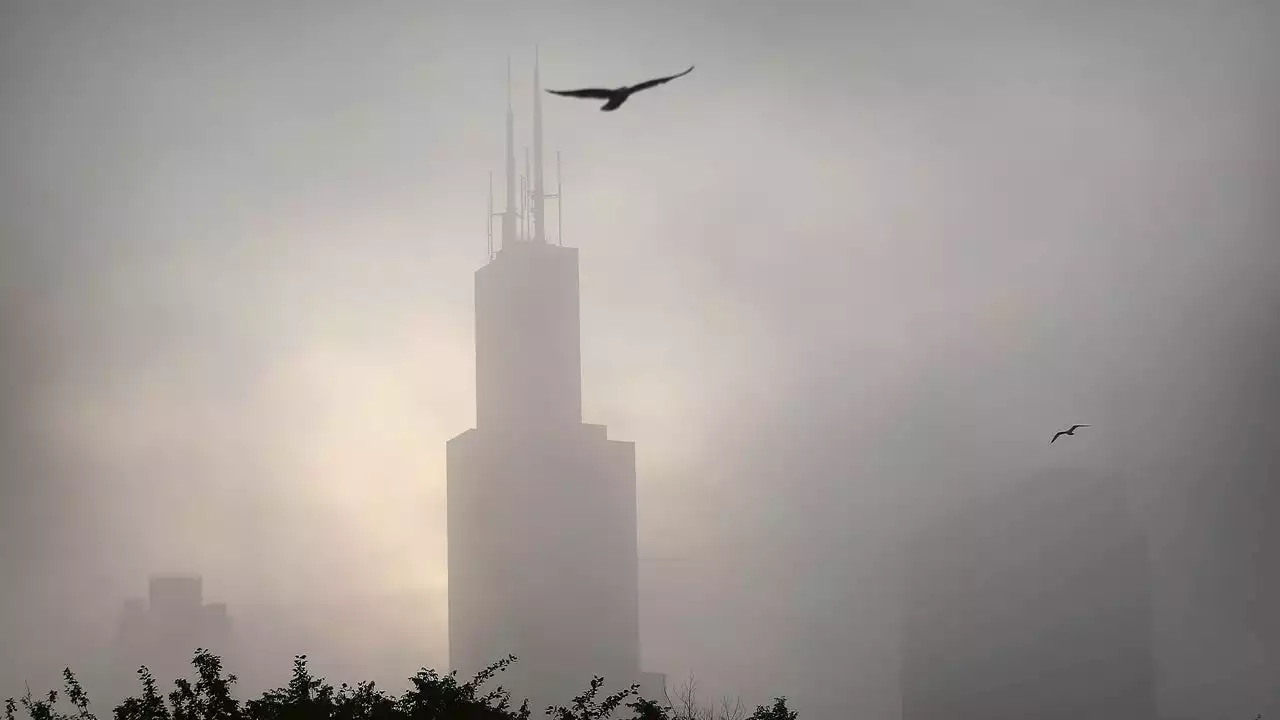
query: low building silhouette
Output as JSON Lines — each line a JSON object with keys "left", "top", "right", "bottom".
{"left": 112, "top": 574, "right": 234, "bottom": 693}
{"left": 900, "top": 468, "right": 1156, "bottom": 720}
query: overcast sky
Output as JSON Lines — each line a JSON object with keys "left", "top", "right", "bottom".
{"left": 2, "top": 1, "right": 1278, "bottom": 717}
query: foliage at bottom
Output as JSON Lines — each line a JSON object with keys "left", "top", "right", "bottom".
{"left": 4, "top": 651, "right": 796, "bottom": 720}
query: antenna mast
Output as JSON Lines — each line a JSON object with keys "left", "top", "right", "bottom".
{"left": 531, "top": 46, "right": 563, "bottom": 246}
{"left": 499, "top": 56, "right": 518, "bottom": 252}
{"left": 532, "top": 47, "right": 546, "bottom": 244}
{"left": 486, "top": 171, "right": 496, "bottom": 260}
{"left": 547, "top": 151, "right": 562, "bottom": 246}
{"left": 488, "top": 52, "right": 565, "bottom": 254}
{"left": 523, "top": 147, "right": 531, "bottom": 242}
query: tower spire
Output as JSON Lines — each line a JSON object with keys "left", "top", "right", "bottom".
{"left": 502, "top": 56, "right": 518, "bottom": 249}
{"left": 532, "top": 45, "right": 547, "bottom": 244}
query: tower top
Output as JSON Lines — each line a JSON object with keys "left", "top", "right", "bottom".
{"left": 487, "top": 52, "right": 564, "bottom": 259}
{"left": 532, "top": 46, "right": 546, "bottom": 244}
{"left": 501, "top": 55, "right": 518, "bottom": 250}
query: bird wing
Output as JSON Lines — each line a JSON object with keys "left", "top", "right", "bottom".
{"left": 1050, "top": 431, "right": 1065, "bottom": 444}
{"left": 627, "top": 65, "right": 695, "bottom": 93}
{"left": 545, "top": 88, "right": 617, "bottom": 100}
{"left": 1070, "top": 424, "right": 1091, "bottom": 431}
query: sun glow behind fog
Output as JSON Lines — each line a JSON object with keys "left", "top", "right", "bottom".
{"left": 259, "top": 338, "right": 460, "bottom": 585}
{"left": 41, "top": 202, "right": 486, "bottom": 618}
{"left": 230, "top": 207, "right": 480, "bottom": 600}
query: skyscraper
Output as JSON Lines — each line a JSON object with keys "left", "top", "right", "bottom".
{"left": 446, "top": 56, "right": 663, "bottom": 710}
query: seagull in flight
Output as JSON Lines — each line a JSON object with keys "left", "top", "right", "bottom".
{"left": 545, "top": 65, "right": 695, "bottom": 112}
{"left": 1050, "top": 424, "right": 1091, "bottom": 444}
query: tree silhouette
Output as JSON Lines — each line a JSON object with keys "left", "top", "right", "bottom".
{"left": 5, "top": 652, "right": 794, "bottom": 720}
{"left": 544, "top": 676, "right": 637, "bottom": 720}
{"left": 113, "top": 668, "right": 169, "bottom": 720}
{"left": 742, "top": 699, "right": 795, "bottom": 720}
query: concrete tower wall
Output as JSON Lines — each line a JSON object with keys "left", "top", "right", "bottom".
{"left": 448, "top": 421, "right": 640, "bottom": 707}
{"left": 474, "top": 242, "right": 582, "bottom": 430}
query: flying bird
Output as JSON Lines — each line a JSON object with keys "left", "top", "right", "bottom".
{"left": 545, "top": 65, "right": 695, "bottom": 111}
{"left": 1050, "top": 424, "right": 1091, "bottom": 444}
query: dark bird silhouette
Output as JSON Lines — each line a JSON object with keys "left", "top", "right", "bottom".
{"left": 545, "top": 65, "right": 695, "bottom": 111}
{"left": 1050, "top": 424, "right": 1091, "bottom": 444}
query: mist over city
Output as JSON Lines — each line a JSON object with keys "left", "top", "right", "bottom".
{"left": 2, "top": 2, "right": 1277, "bottom": 719}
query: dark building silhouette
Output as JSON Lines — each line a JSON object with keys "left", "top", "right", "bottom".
{"left": 447, "top": 56, "right": 667, "bottom": 709}
{"left": 900, "top": 468, "right": 1156, "bottom": 720}
{"left": 113, "top": 575, "right": 233, "bottom": 692}
{"left": 1135, "top": 371, "right": 1280, "bottom": 719}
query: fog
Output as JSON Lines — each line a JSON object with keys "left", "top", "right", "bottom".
{"left": 2, "top": 1, "right": 1277, "bottom": 718}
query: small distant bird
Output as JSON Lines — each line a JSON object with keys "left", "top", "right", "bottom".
{"left": 1050, "top": 424, "right": 1091, "bottom": 444}
{"left": 545, "top": 65, "right": 695, "bottom": 112}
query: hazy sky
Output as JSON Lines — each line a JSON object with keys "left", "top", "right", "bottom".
{"left": 2, "top": 1, "right": 1278, "bottom": 716}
